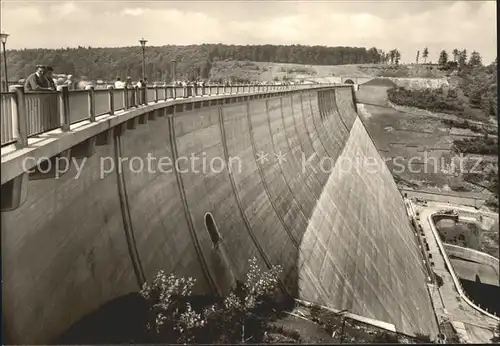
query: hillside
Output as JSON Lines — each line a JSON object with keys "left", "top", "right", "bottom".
{"left": 386, "top": 60, "right": 497, "bottom": 122}
{"left": 208, "top": 61, "right": 448, "bottom": 83}
{"left": 356, "top": 59, "right": 498, "bottom": 210}
{"left": 5, "top": 44, "right": 387, "bottom": 82}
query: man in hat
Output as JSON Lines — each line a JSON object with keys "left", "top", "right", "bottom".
{"left": 125, "top": 76, "right": 132, "bottom": 88}
{"left": 45, "top": 66, "right": 57, "bottom": 90}
{"left": 24, "top": 65, "right": 52, "bottom": 92}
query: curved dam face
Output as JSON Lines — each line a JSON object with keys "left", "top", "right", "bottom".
{"left": 1, "top": 86, "right": 438, "bottom": 344}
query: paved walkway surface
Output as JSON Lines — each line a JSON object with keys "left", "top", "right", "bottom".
{"left": 402, "top": 189, "right": 488, "bottom": 208}
{"left": 407, "top": 200, "right": 498, "bottom": 343}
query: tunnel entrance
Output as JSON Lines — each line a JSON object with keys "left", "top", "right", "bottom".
{"left": 205, "top": 212, "right": 221, "bottom": 249}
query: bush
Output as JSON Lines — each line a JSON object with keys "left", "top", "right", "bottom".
{"left": 434, "top": 272, "right": 444, "bottom": 288}
{"left": 414, "top": 332, "right": 432, "bottom": 342}
{"left": 485, "top": 195, "right": 499, "bottom": 211}
{"left": 453, "top": 137, "right": 498, "bottom": 155}
{"left": 280, "top": 66, "right": 314, "bottom": 74}
{"left": 373, "top": 331, "right": 401, "bottom": 343}
{"left": 140, "top": 257, "right": 284, "bottom": 344}
{"left": 263, "top": 324, "right": 302, "bottom": 343}
{"left": 388, "top": 86, "right": 464, "bottom": 114}
{"left": 441, "top": 118, "right": 493, "bottom": 134}
{"left": 459, "top": 63, "right": 498, "bottom": 119}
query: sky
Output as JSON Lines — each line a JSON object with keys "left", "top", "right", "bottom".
{"left": 1, "top": 0, "right": 497, "bottom": 64}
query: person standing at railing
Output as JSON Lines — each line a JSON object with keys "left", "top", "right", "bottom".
{"left": 45, "top": 66, "right": 57, "bottom": 90}
{"left": 64, "top": 75, "right": 75, "bottom": 90}
{"left": 114, "top": 77, "right": 125, "bottom": 89}
{"left": 24, "top": 65, "right": 52, "bottom": 92}
{"left": 136, "top": 79, "right": 144, "bottom": 88}
{"left": 125, "top": 77, "right": 132, "bottom": 88}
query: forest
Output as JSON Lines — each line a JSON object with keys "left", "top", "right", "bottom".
{"left": 5, "top": 44, "right": 387, "bottom": 81}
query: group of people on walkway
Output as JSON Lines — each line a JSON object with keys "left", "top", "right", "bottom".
{"left": 113, "top": 77, "right": 149, "bottom": 89}
{"left": 21, "top": 64, "right": 293, "bottom": 93}
{"left": 24, "top": 65, "right": 74, "bottom": 92}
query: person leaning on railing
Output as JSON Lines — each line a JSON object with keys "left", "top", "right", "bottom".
{"left": 45, "top": 66, "right": 57, "bottom": 91}
{"left": 24, "top": 65, "right": 53, "bottom": 92}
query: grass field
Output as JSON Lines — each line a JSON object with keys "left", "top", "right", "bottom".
{"left": 209, "top": 61, "right": 448, "bottom": 82}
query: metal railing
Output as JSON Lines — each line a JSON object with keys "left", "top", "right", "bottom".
{"left": 0, "top": 83, "right": 328, "bottom": 147}
{"left": 427, "top": 212, "right": 500, "bottom": 322}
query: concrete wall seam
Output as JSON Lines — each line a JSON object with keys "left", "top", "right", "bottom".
{"left": 244, "top": 101, "right": 300, "bottom": 250}
{"left": 298, "top": 92, "right": 327, "bottom": 173}
{"left": 167, "top": 114, "right": 218, "bottom": 295}
{"left": 266, "top": 98, "right": 310, "bottom": 224}
{"left": 114, "top": 134, "right": 146, "bottom": 287}
{"left": 218, "top": 104, "right": 275, "bottom": 273}
{"left": 289, "top": 93, "right": 326, "bottom": 191}
{"left": 280, "top": 96, "right": 323, "bottom": 208}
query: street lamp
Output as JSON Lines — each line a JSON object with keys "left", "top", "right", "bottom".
{"left": 171, "top": 59, "right": 176, "bottom": 84}
{"left": 1, "top": 31, "right": 9, "bottom": 92}
{"left": 139, "top": 37, "right": 147, "bottom": 81}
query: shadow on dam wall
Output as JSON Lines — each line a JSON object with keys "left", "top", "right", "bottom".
{"left": 1, "top": 86, "right": 438, "bottom": 344}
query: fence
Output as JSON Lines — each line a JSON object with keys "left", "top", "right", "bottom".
{"left": 427, "top": 213, "right": 500, "bottom": 322}
{"left": 0, "top": 83, "right": 325, "bottom": 147}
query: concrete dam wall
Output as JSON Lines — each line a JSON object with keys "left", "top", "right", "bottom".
{"left": 1, "top": 86, "right": 438, "bottom": 344}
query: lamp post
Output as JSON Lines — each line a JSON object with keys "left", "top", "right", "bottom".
{"left": 139, "top": 37, "right": 147, "bottom": 81}
{"left": 1, "top": 31, "right": 9, "bottom": 92}
{"left": 171, "top": 59, "right": 176, "bottom": 84}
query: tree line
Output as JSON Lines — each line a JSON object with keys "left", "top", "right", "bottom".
{"left": 415, "top": 46, "right": 485, "bottom": 70}
{"left": 6, "top": 44, "right": 396, "bottom": 81}
{"left": 391, "top": 46, "right": 497, "bottom": 120}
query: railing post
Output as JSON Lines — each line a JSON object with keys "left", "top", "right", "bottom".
{"left": 134, "top": 86, "right": 139, "bottom": 107}
{"left": 124, "top": 85, "right": 129, "bottom": 109}
{"left": 57, "top": 85, "right": 70, "bottom": 131}
{"left": 10, "top": 85, "right": 28, "bottom": 148}
{"left": 86, "top": 85, "right": 96, "bottom": 122}
{"left": 164, "top": 85, "right": 168, "bottom": 101}
{"left": 154, "top": 85, "right": 158, "bottom": 103}
{"left": 108, "top": 85, "right": 115, "bottom": 115}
